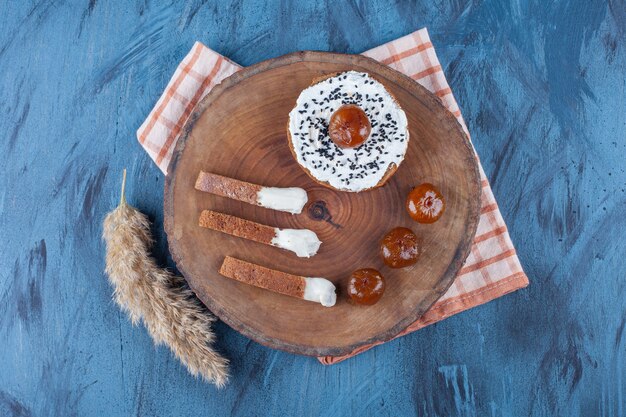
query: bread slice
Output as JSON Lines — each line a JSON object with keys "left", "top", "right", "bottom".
{"left": 286, "top": 72, "right": 407, "bottom": 192}
{"left": 219, "top": 256, "right": 306, "bottom": 299}
{"left": 219, "top": 256, "right": 336, "bottom": 307}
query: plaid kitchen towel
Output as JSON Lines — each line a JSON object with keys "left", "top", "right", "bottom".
{"left": 137, "top": 28, "right": 529, "bottom": 364}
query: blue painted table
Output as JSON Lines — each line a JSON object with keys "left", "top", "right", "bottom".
{"left": 1, "top": 1, "right": 624, "bottom": 416}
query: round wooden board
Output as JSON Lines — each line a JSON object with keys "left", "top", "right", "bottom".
{"left": 164, "top": 51, "right": 480, "bottom": 357}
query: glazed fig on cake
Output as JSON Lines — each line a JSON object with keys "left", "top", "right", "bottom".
{"left": 287, "top": 71, "right": 409, "bottom": 192}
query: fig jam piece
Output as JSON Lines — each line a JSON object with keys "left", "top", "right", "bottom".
{"left": 328, "top": 104, "right": 371, "bottom": 148}
{"left": 380, "top": 227, "right": 421, "bottom": 268}
{"left": 347, "top": 268, "right": 385, "bottom": 305}
{"left": 406, "top": 183, "right": 445, "bottom": 223}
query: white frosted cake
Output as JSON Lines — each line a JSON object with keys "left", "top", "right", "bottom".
{"left": 287, "top": 71, "right": 409, "bottom": 192}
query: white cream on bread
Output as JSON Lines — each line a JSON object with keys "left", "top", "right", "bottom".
{"left": 288, "top": 71, "right": 409, "bottom": 192}
{"left": 271, "top": 228, "right": 321, "bottom": 258}
{"left": 257, "top": 186, "right": 308, "bottom": 214}
{"left": 303, "top": 277, "right": 337, "bottom": 307}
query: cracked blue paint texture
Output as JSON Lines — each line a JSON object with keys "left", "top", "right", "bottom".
{"left": 0, "top": 1, "right": 625, "bottom": 416}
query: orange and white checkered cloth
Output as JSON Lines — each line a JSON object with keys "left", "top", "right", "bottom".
{"left": 137, "top": 28, "right": 529, "bottom": 364}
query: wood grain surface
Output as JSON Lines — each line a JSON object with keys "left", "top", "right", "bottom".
{"left": 164, "top": 51, "right": 480, "bottom": 356}
{"left": 0, "top": 1, "right": 624, "bottom": 416}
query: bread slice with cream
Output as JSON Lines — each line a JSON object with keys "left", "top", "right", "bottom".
{"left": 287, "top": 71, "right": 409, "bottom": 192}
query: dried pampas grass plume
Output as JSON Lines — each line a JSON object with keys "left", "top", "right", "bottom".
{"left": 103, "top": 169, "right": 229, "bottom": 387}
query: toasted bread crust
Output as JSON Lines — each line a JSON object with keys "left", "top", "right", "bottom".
{"left": 199, "top": 210, "right": 276, "bottom": 245}
{"left": 219, "top": 256, "right": 306, "bottom": 299}
{"left": 195, "top": 171, "right": 262, "bottom": 205}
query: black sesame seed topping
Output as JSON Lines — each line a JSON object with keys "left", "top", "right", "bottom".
{"left": 290, "top": 73, "right": 407, "bottom": 189}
